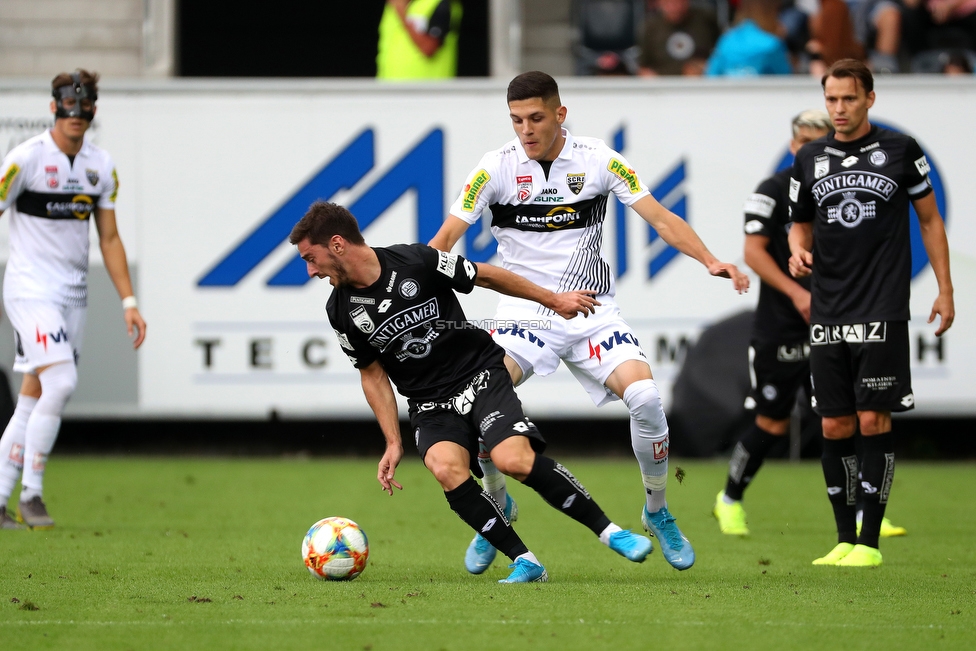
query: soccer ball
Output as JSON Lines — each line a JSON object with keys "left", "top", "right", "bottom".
{"left": 302, "top": 517, "right": 369, "bottom": 581}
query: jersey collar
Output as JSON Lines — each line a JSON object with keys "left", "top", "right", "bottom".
{"left": 515, "top": 128, "right": 575, "bottom": 164}
{"left": 43, "top": 129, "right": 92, "bottom": 159}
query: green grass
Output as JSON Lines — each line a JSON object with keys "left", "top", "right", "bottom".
{"left": 1, "top": 457, "right": 974, "bottom": 650}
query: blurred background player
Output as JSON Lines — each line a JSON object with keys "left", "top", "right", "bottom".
{"left": 430, "top": 71, "right": 749, "bottom": 574}
{"left": 713, "top": 109, "right": 831, "bottom": 536}
{"left": 376, "top": 0, "right": 463, "bottom": 80}
{"left": 0, "top": 70, "right": 146, "bottom": 530}
{"left": 788, "top": 59, "right": 953, "bottom": 566}
{"left": 292, "top": 201, "right": 652, "bottom": 584}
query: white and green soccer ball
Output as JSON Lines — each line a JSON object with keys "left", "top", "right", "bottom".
{"left": 302, "top": 517, "right": 369, "bottom": 581}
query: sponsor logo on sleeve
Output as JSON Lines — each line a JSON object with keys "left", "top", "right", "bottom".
{"left": 744, "top": 219, "right": 764, "bottom": 234}
{"left": 914, "top": 155, "right": 930, "bottom": 176}
{"left": 85, "top": 168, "right": 99, "bottom": 186}
{"left": 461, "top": 169, "right": 490, "bottom": 211}
{"left": 436, "top": 250, "right": 458, "bottom": 277}
{"left": 0, "top": 163, "right": 20, "bottom": 201}
{"left": 566, "top": 172, "right": 585, "bottom": 195}
{"left": 516, "top": 175, "right": 532, "bottom": 202}
{"left": 789, "top": 178, "right": 800, "bottom": 202}
{"left": 743, "top": 193, "right": 775, "bottom": 218}
{"left": 814, "top": 154, "right": 829, "bottom": 179}
{"left": 334, "top": 330, "right": 355, "bottom": 351}
{"left": 607, "top": 158, "right": 642, "bottom": 194}
{"left": 109, "top": 168, "right": 119, "bottom": 202}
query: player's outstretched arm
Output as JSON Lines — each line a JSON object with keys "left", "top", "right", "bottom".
{"left": 631, "top": 195, "right": 749, "bottom": 293}
{"left": 359, "top": 360, "right": 405, "bottom": 495}
{"left": 429, "top": 215, "right": 472, "bottom": 252}
{"left": 474, "top": 262, "right": 600, "bottom": 319}
{"left": 914, "top": 193, "right": 954, "bottom": 336}
{"left": 744, "top": 234, "right": 811, "bottom": 322}
{"left": 787, "top": 221, "right": 814, "bottom": 279}
{"left": 94, "top": 207, "right": 146, "bottom": 348}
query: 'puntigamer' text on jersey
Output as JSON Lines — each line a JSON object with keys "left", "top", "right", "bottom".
{"left": 326, "top": 244, "right": 504, "bottom": 401}
{"left": 449, "top": 129, "right": 650, "bottom": 312}
{"left": 789, "top": 126, "right": 932, "bottom": 323}
{"left": 744, "top": 168, "right": 811, "bottom": 343}
{"left": 0, "top": 131, "right": 118, "bottom": 306}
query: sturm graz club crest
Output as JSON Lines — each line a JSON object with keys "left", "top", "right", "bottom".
{"left": 827, "top": 192, "right": 876, "bottom": 228}
{"left": 566, "top": 173, "right": 585, "bottom": 195}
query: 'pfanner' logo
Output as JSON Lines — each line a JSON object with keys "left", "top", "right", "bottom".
{"left": 0, "top": 163, "right": 20, "bottom": 201}
{"left": 462, "top": 169, "right": 490, "bottom": 211}
{"left": 607, "top": 158, "right": 642, "bottom": 194}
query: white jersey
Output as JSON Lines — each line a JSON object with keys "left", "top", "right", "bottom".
{"left": 0, "top": 130, "right": 117, "bottom": 306}
{"left": 449, "top": 129, "right": 649, "bottom": 312}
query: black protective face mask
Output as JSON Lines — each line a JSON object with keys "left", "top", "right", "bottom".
{"left": 53, "top": 72, "right": 97, "bottom": 122}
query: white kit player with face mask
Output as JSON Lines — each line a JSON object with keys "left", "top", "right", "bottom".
{"left": 0, "top": 70, "right": 146, "bottom": 530}
{"left": 430, "top": 71, "right": 750, "bottom": 573}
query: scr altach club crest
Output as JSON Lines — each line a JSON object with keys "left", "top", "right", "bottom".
{"left": 516, "top": 175, "right": 532, "bottom": 202}
{"left": 86, "top": 168, "right": 99, "bottom": 186}
{"left": 566, "top": 172, "right": 585, "bottom": 195}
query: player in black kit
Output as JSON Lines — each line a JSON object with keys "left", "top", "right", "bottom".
{"left": 788, "top": 59, "right": 954, "bottom": 567}
{"left": 713, "top": 110, "right": 832, "bottom": 536}
{"left": 290, "top": 201, "right": 654, "bottom": 583}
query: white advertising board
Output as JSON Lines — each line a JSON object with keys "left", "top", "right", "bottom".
{"left": 0, "top": 77, "right": 973, "bottom": 417}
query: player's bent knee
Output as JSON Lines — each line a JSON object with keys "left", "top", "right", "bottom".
{"left": 622, "top": 379, "right": 669, "bottom": 444}
{"left": 858, "top": 410, "right": 891, "bottom": 435}
{"left": 36, "top": 362, "right": 78, "bottom": 415}
{"left": 490, "top": 443, "right": 535, "bottom": 480}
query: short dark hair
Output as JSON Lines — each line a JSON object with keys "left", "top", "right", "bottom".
{"left": 507, "top": 71, "right": 561, "bottom": 106}
{"left": 51, "top": 69, "right": 99, "bottom": 95}
{"left": 289, "top": 201, "right": 365, "bottom": 247}
{"left": 822, "top": 58, "right": 874, "bottom": 94}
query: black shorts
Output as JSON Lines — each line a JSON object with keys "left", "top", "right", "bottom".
{"left": 809, "top": 321, "right": 914, "bottom": 417}
{"left": 407, "top": 367, "right": 546, "bottom": 474}
{"left": 747, "top": 338, "right": 811, "bottom": 420}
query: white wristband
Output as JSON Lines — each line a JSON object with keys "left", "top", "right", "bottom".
{"left": 122, "top": 296, "right": 138, "bottom": 310}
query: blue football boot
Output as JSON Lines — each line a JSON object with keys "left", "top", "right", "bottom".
{"left": 607, "top": 529, "right": 653, "bottom": 562}
{"left": 498, "top": 557, "right": 548, "bottom": 584}
{"left": 641, "top": 505, "right": 695, "bottom": 570}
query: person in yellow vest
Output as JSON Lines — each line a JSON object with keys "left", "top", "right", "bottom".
{"left": 377, "top": 0, "right": 463, "bottom": 79}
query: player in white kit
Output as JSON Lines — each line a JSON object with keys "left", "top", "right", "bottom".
{"left": 431, "top": 71, "right": 749, "bottom": 572}
{"left": 0, "top": 70, "right": 146, "bottom": 529}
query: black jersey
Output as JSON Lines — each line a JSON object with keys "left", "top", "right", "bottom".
{"left": 326, "top": 243, "right": 505, "bottom": 401}
{"left": 789, "top": 126, "right": 932, "bottom": 323}
{"left": 744, "top": 168, "right": 811, "bottom": 343}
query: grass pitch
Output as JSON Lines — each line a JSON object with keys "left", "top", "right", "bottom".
{"left": 1, "top": 456, "right": 974, "bottom": 650}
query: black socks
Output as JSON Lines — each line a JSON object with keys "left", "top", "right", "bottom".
{"left": 725, "top": 423, "right": 782, "bottom": 501}
{"left": 822, "top": 437, "right": 859, "bottom": 545}
{"left": 444, "top": 477, "right": 527, "bottom": 560}
{"left": 522, "top": 454, "right": 611, "bottom": 535}
{"left": 857, "top": 432, "right": 895, "bottom": 549}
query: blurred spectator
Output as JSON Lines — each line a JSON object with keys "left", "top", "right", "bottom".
{"left": 943, "top": 48, "right": 976, "bottom": 70}
{"left": 780, "top": 0, "right": 818, "bottom": 57}
{"left": 903, "top": 0, "right": 976, "bottom": 56}
{"left": 844, "top": 0, "right": 903, "bottom": 72}
{"left": 807, "top": 0, "right": 866, "bottom": 75}
{"left": 639, "top": 0, "right": 721, "bottom": 76}
{"left": 575, "top": 0, "right": 644, "bottom": 75}
{"left": 376, "top": 0, "right": 463, "bottom": 80}
{"left": 706, "top": 0, "right": 794, "bottom": 74}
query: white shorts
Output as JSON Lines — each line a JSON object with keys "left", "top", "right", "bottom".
{"left": 4, "top": 299, "right": 86, "bottom": 374}
{"left": 490, "top": 299, "right": 649, "bottom": 407}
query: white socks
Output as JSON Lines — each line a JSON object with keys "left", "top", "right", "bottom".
{"left": 20, "top": 363, "right": 77, "bottom": 500}
{"left": 623, "top": 379, "right": 670, "bottom": 513}
{"left": 0, "top": 394, "right": 38, "bottom": 504}
{"left": 599, "top": 523, "right": 623, "bottom": 545}
{"left": 478, "top": 442, "right": 508, "bottom": 508}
